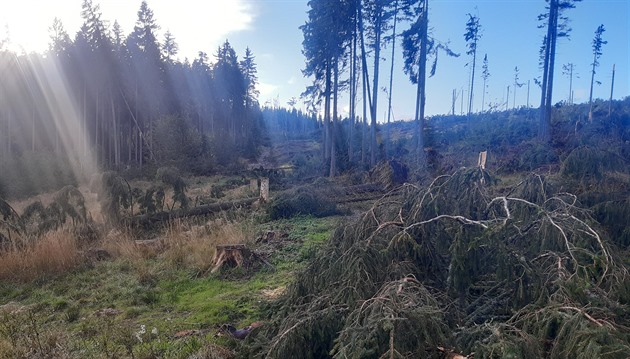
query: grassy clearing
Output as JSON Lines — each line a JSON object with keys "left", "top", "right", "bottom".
{"left": 0, "top": 211, "right": 337, "bottom": 358}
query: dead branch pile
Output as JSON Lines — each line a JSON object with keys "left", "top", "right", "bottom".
{"left": 243, "top": 168, "right": 630, "bottom": 358}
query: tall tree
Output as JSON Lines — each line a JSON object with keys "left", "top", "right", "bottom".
{"left": 48, "top": 18, "right": 72, "bottom": 56}
{"left": 402, "top": 0, "right": 457, "bottom": 167}
{"left": 301, "top": 0, "right": 353, "bottom": 175}
{"left": 588, "top": 24, "right": 606, "bottom": 121}
{"left": 464, "top": 13, "right": 481, "bottom": 115}
{"left": 513, "top": 66, "right": 524, "bottom": 108}
{"left": 608, "top": 64, "right": 615, "bottom": 119}
{"left": 402, "top": 0, "right": 429, "bottom": 167}
{"left": 480, "top": 54, "right": 489, "bottom": 113}
{"left": 240, "top": 47, "right": 259, "bottom": 109}
{"left": 162, "top": 30, "right": 178, "bottom": 63}
{"left": 362, "top": 0, "right": 399, "bottom": 166}
{"left": 538, "top": 0, "right": 581, "bottom": 141}
{"left": 561, "top": 62, "right": 576, "bottom": 104}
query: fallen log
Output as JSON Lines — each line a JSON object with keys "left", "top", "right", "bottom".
{"left": 125, "top": 197, "right": 258, "bottom": 227}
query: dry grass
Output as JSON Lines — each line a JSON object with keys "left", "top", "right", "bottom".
{"left": 101, "top": 217, "right": 255, "bottom": 275}
{"left": 0, "top": 230, "right": 82, "bottom": 282}
{"left": 160, "top": 218, "right": 255, "bottom": 274}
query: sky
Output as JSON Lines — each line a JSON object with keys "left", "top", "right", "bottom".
{"left": 0, "top": 0, "right": 628, "bottom": 120}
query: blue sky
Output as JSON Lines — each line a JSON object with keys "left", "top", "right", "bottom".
{"left": 1, "top": 0, "right": 628, "bottom": 119}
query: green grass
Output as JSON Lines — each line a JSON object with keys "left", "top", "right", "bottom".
{"left": 0, "top": 214, "right": 338, "bottom": 358}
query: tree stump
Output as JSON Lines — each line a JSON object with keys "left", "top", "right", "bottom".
{"left": 211, "top": 244, "right": 252, "bottom": 273}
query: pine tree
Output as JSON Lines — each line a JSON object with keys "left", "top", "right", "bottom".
{"left": 481, "top": 54, "right": 490, "bottom": 113}
{"left": 588, "top": 24, "right": 606, "bottom": 121}
{"left": 561, "top": 63, "right": 576, "bottom": 104}
{"left": 464, "top": 13, "right": 481, "bottom": 115}
{"left": 538, "top": 0, "right": 581, "bottom": 142}
{"left": 162, "top": 30, "right": 178, "bottom": 63}
{"left": 240, "top": 47, "right": 259, "bottom": 109}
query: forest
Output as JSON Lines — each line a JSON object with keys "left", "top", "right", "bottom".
{"left": 1, "top": 0, "right": 629, "bottom": 358}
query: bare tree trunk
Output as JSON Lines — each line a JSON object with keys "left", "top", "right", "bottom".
{"left": 370, "top": 10, "right": 382, "bottom": 167}
{"left": 324, "top": 63, "right": 332, "bottom": 164}
{"left": 506, "top": 86, "right": 510, "bottom": 111}
{"left": 361, "top": 58, "right": 367, "bottom": 166}
{"left": 330, "top": 58, "right": 338, "bottom": 177}
{"left": 588, "top": 50, "right": 597, "bottom": 121}
{"left": 31, "top": 98, "right": 35, "bottom": 152}
{"left": 468, "top": 46, "right": 477, "bottom": 115}
{"left": 349, "top": 20, "right": 357, "bottom": 165}
{"left": 385, "top": 0, "right": 399, "bottom": 160}
{"left": 453, "top": 89, "right": 458, "bottom": 115}
{"left": 527, "top": 80, "right": 530, "bottom": 108}
{"left": 6, "top": 110, "right": 11, "bottom": 157}
{"left": 608, "top": 64, "right": 615, "bottom": 119}
{"left": 416, "top": 0, "right": 428, "bottom": 168}
{"left": 545, "top": 1, "right": 558, "bottom": 125}
{"left": 538, "top": 0, "right": 554, "bottom": 142}
{"left": 358, "top": 2, "right": 373, "bottom": 167}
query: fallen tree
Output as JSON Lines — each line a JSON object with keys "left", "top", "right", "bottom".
{"left": 125, "top": 197, "right": 258, "bottom": 227}
{"left": 242, "top": 168, "right": 630, "bottom": 358}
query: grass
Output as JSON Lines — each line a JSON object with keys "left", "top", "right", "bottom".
{"left": 0, "top": 210, "right": 337, "bottom": 358}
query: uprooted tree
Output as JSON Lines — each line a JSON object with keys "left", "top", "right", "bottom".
{"left": 243, "top": 167, "right": 630, "bottom": 358}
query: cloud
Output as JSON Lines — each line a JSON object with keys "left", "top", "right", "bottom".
{"left": 287, "top": 76, "right": 296, "bottom": 85}
{"left": 258, "top": 81, "right": 279, "bottom": 99}
{"left": 152, "top": 0, "right": 256, "bottom": 60}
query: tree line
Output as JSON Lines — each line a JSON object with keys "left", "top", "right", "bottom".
{"left": 301, "top": 0, "right": 614, "bottom": 176}
{"left": 0, "top": 0, "right": 264, "bottom": 198}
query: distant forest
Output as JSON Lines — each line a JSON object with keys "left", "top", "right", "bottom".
{"left": 0, "top": 0, "right": 624, "bottom": 199}
{"left": 0, "top": 0, "right": 273, "bottom": 198}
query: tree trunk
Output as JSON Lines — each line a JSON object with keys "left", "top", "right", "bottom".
{"left": 385, "top": 0, "right": 399, "bottom": 160}
{"left": 608, "top": 64, "right": 615, "bottom": 119}
{"left": 416, "top": 0, "right": 429, "bottom": 169}
{"left": 324, "top": 62, "right": 332, "bottom": 164}
{"left": 330, "top": 58, "right": 338, "bottom": 177}
{"left": 468, "top": 46, "right": 477, "bottom": 115}
{"left": 545, "top": 1, "right": 558, "bottom": 126}
{"left": 348, "top": 19, "right": 357, "bottom": 164}
{"left": 358, "top": 3, "right": 373, "bottom": 167}
{"left": 538, "top": 0, "right": 554, "bottom": 142}
{"left": 370, "top": 10, "right": 382, "bottom": 167}
{"left": 481, "top": 80, "right": 486, "bottom": 113}
{"left": 588, "top": 50, "right": 597, "bottom": 121}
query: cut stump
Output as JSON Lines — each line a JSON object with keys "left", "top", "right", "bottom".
{"left": 211, "top": 244, "right": 252, "bottom": 273}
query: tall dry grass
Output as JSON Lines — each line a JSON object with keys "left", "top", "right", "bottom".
{"left": 161, "top": 217, "right": 255, "bottom": 273}
{"left": 102, "top": 217, "right": 255, "bottom": 275}
{"left": 0, "top": 230, "right": 82, "bottom": 282}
